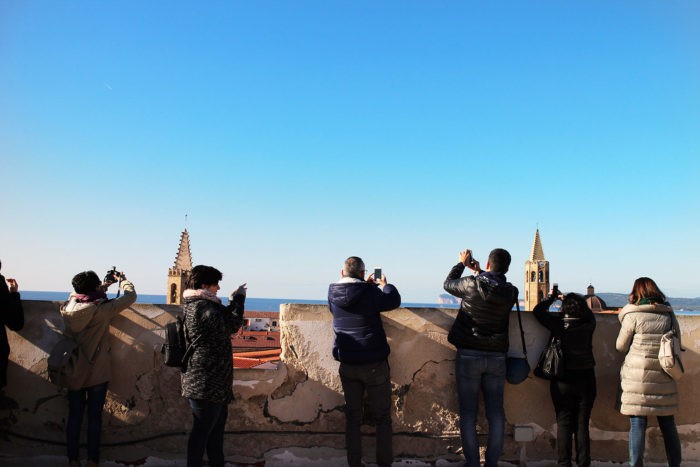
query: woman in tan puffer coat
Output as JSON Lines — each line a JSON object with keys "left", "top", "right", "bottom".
{"left": 616, "top": 277, "right": 681, "bottom": 467}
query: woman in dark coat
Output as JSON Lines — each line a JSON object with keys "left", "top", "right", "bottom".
{"left": 180, "top": 265, "right": 245, "bottom": 467}
{"left": 534, "top": 291, "right": 596, "bottom": 467}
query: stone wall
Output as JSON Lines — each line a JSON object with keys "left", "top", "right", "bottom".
{"left": 2, "top": 301, "right": 700, "bottom": 464}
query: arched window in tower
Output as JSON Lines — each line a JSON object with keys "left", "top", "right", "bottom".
{"left": 170, "top": 283, "right": 178, "bottom": 303}
{"left": 530, "top": 271, "right": 536, "bottom": 282}
{"left": 538, "top": 270, "right": 543, "bottom": 282}
{"left": 546, "top": 271, "right": 549, "bottom": 282}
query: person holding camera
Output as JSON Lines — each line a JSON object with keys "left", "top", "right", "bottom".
{"left": 533, "top": 288, "right": 596, "bottom": 467}
{"left": 328, "top": 256, "right": 401, "bottom": 467}
{"left": 443, "top": 248, "right": 518, "bottom": 467}
{"left": 60, "top": 268, "right": 136, "bottom": 467}
{"left": 180, "top": 265, "right": 246, "bottom": 467}
{"left": 0, "top": 260, "right": 24, "bottom": 410}
{"left": 616, "top": 277, "right": 681, "bottom": 467}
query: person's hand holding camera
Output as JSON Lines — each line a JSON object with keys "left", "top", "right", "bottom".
{"left": 459, "top": 249, "right": 481, "bottom": 273}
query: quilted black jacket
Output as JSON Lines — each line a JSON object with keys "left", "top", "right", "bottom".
{"left": 444, "top": 264, "right": 518, "bottom": 352}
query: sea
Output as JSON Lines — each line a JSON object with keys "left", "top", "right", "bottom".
{"left": 20, "top": 291, "right": 459, "bottom": 312}
{"left": 19, "top": 291, "right": 699, "bottom": 314}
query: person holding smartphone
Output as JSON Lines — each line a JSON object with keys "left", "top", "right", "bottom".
{"left": 180, "top": 265, "right": 246, "bottom": 467}
{"left": 533, "top": 288, "right": 596, "bottom": 467}
{"left": 328, "top": 256, "right": 401, "bottom": 467}
{"left": 443, "top": 248, "right": 518, "bottom": 467}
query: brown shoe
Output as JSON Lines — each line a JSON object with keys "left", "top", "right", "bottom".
{"left": 87, "top": 461, "right": 99, "bottom": 467}
{"left": 68, "top": 460, "right": 81, "bottom": 467}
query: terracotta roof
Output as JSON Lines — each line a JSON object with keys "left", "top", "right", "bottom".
{"left": 231, "top": 330, "right": 281, "bottom": 349}
{"left": 233, "top": 357, "right": 266, "bottom": 369}
{"left": 236, "top": 349, "right": 281, "bottom": 358}
{"left": 244, "top": 311, "right": 279, "bottom": 319}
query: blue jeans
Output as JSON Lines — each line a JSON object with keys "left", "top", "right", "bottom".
{"left": 187, "top": 399, "right": 228, "bottom": 467}
{"left": 66, "top": 382, "right": 108, "bottom": 462}
{"left": 629, "top": 415, "right": 681, "bottom": 467}
{"left": 339, "top": 360, "right": 393, "bottom": 467}
{"left": 455, "top": 348, "right": 506, "bottom": 467}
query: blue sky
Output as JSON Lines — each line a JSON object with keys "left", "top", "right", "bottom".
{"left": 1, "top": 1, "right": 698, "bottom": 301}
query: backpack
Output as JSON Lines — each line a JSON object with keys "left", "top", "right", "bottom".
{"left": 47, "top": 336, "right": 94, "bottom": 390}
{"left": 161, "top": 314, "right": 200, "bottom": 370}
{"left": 659, "top": 326, "right": 684, "bottom": 381}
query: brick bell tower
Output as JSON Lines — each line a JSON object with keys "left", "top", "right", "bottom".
{"left": 167, "top": 229, "right": 193, "bottom": 305}
{"left": 524, "top": 229, "right": 550, "bottom": 311}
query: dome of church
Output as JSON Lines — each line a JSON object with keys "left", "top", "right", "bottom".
{"left": 585, "top": 284, "right": 607, "bottom": 312}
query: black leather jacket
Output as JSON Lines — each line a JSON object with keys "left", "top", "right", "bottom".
{"left": 533, "top": 296, "right": 596, "bottom": 372}
{"left": 444, "top": 264, "right": 518, "bottom": 352}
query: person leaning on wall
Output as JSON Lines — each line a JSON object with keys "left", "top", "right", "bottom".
{"left": 443, "top": 248, "right": 518, "bottom": 467}
{"left": 327, "top": 256, "right": 401, "bottom": 467}
{"left": 180, "top": 265, "right": 246, "bottom": 467}
{"left": 616, "top": 277, "right": 682, "bottom": 467}
{"left": 533, "top": 289, "right": 596, "bottom": 467}
{"left": 61, "top": 269, "right": 137, "bottom": 467}
{"left": 0, "top": 260, "right": 24, "bottom": 409}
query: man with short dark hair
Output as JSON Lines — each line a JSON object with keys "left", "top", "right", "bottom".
{"left": 328, "top": 256, "right": 401, "bottom": 467}
{"left": 443, "top": 248, "right": 518, "bottom": 467}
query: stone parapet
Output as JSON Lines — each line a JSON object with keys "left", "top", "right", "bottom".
{"left": 2, "top": 301, "right": 699, "bottom": 464}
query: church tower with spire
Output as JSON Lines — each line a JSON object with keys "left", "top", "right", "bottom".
{"left": 524, "top": 229, "right": 550, "bottom": 311}
{"left": 167, "top": 229, "right": 193, "bottom": 305}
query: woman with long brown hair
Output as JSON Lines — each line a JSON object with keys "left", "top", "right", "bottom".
{"left": 616, "top": 277, "right": 681, "bottom": 467}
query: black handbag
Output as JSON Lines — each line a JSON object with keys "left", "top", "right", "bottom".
{"left": 534, "top": 333, "right": 564, "bottom": 380}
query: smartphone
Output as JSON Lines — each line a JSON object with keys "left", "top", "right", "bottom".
{"left": 374, "top": 267, "right": 382, "bottom": 281}
{"left": 552, "top": 283, "right": 560, "bottom": 295}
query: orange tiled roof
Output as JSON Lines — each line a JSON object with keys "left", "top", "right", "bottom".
{"left": 231, "top": 330, "right": 281, "bottom": 349}
{"left": 244, "top": 311, "right": 279, "bottom": 319}
{"left": 233, "top": 357, "right": 266, "bottom": 369}
{"left": 236, "top": 349, "right": 281, "bottom": 358}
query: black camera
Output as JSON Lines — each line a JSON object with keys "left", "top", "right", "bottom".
{"left": 104, "top": 266, "right": 120, "bottom": 284}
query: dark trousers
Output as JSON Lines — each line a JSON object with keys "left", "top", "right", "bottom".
{"left": 339, "top": 360, "right": 392, "bottom": 467}
{"left": 66, "top": 382, "right": 108, "bottom": 462}
{"left": 550, "top": 372, "right": 597, "bottom": 467}
{"left": 187, "top": 399, "right": 228, "bottom": 467}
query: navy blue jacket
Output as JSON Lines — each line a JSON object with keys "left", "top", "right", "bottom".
{"left": 328, "top": 279, "right": 401, "bottom": 364}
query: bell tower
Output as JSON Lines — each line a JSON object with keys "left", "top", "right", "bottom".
{"left": 167, "top": 229, "right": 193, "bottom": 305}
{"left": 524, "top": 229, "right": 549, "bottom": 311}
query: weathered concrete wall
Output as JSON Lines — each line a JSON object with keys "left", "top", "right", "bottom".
{"left": 2, "top": 301, "right": 700, "bottom": 464}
